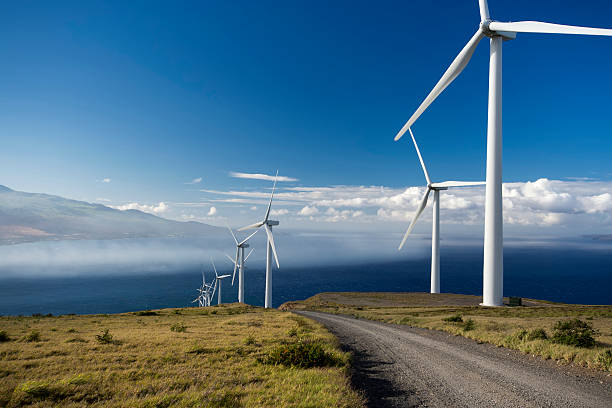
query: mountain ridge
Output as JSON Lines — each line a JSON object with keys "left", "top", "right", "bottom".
{"left": 0, "top": 185, "right": 222, "bottom": 245}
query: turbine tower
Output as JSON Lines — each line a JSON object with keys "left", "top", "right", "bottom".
{"left": 211, "top": 258, "right": 231, "bottom": 305}
{"left": 393, "top": 0, "right": 612, "bottom": 306}
{"left": 239, "top": 171, "right": 280, "bottom": 308}
{"left": 227, "top": 226, "right": 258, "bottom": 303}
{"left": 398, "top": 128, "right": 484, "bottom": 293}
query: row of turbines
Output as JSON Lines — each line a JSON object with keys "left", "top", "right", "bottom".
{"left": 193, "top": 173, "right": 281, "bottom": 308}
{"left": 396, "top": 0, "right": 612, "bottom": 306}
{"left": 195, "top": 0, "right": 612, "bottom": 308}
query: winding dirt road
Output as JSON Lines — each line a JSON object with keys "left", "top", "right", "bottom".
{"left": 299, "top": 311, "right": 612, "bottom": 408}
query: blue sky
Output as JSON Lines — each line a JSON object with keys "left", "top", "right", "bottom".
{"left": 1, "top": 1, "right": 612, "bottom": 234}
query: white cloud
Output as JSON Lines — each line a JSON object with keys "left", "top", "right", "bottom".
{"left": 207, "top": 206, "right": 217, "bottom": 216}
{"left": 185, "top": 177, "right": 203, "bottom": 185}
{"left": 298, "top": 206, "right": 319, "bottom": 216}
{"left": 250, "top": 206, "right": 258, "bottom": 211}
{"left": 195, "top": 178, "right": 612, "bottom": 232}
{"left": 99, "top": 178, "right": 111, "bottom": 183}
{"left": 113, "top": 202, "right": 168, "bottom": 215}
{"left": 229, "top": 171, "right": 298, "bottom": 182}
{"left": 270, "top": 208, "right": 289, "bottom": 216}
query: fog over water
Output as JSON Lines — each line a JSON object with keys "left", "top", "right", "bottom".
{"left": 0, "top": 233, "right": 610, "bottom": 315}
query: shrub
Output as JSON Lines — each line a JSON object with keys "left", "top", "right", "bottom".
{"left": 0, "top": 330, "right": 10, "bottom": 342}
{"left": 443, "top": 314, "right": 463, "bottom": 323}
{"left": 596, "top": 350, "right": 612, "bottom": 371}
{"left": 170, "top": 323, "right": 187, "bottom": 333}
{"left": 243, "top": 335, "right": 256, "bottom": 345}
{"left": 135, "top": 310, "right": 158, "bottom": 316}
{"left": 95, "top": 329, "right": 114, "bottom": 344}
{"left": 67, "top": 328, "right": 77, "bottom": 333}
{"left": 551, "top": 319, "right": 598, "bottom": 348}
{"left": 527, "top": 328, "right": 548, "bottom": 341}
{"left": 23, "top": 331, "right": 40, "bottom": 342}
{"left": 287, "top": 327, "right": 298, "bottom": 337}
{"left": 264, "top": 340, "right": 342, "bottom": 368}
{"left": 463, "top": 319, "right": 475, "bottom": 331}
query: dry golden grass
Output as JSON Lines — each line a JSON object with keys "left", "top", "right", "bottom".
{"left": 0, "top": 304, "right": 365, "bottom": 408}
{"left": 283, "top": 292, "right": 612, "bottom": 372}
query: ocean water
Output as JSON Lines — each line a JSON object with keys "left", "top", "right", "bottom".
{"left": 0, "top": 246, "right": 610, "bottom": 315}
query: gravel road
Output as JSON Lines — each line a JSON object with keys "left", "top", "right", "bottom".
{"left": 299, "top": 311, "right": 612, "bottom": 408}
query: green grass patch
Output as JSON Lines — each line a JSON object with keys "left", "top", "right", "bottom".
{"left": 551, "top": 319, "right": 598, "bottom": 348}
{"left": 263, "top": 340, "right": 343, "bottom": 368}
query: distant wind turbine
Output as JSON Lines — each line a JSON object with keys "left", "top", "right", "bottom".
{"left": 227, "top": 226, "right": 258, "bottom": 303}
{"left": 398, "top": 128, "right": 484, "bottom": 293}
{"left": 393, "top": 0, "right": 612, "bottom": 306}
{"left": 211, "top": 258, "right": 231, "bottom": 305}
{"left": 239, "top": 171, "right": 280, "bottom": 308}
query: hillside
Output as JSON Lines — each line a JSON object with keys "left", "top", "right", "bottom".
{"left": 0, "top": 304, "right": 364, "bottom": 407}
{"left": 0, "top": 185, "right": 221, "bottom": 245}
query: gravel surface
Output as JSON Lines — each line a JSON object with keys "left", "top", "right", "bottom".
{"left": 299, "top": 311, "right": 612, "bottom": 408}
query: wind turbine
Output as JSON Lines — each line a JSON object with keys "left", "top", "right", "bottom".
{"left": 238, "top": 171, "right": 280, "bottom": 308}
{"left": 398, "top": 128, "right": 485, "bottom": 293}
{"left": 393, "top": 0, "right": 612, "bottom": 306}
{"left": 211, "top": 258, "right": 231, "bottom": 305}
{"left": 227, "top": 226, "right": 258, "bottom": 303}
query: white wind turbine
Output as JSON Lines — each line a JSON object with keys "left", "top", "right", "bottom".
{"left": 393, "top": 0, "right": 612, "bottom": 306}
{"left": 211, "top": 258, "right": 231, "bottom": 305}
{"left": 227, "top": 226, "right": 258, "bottom": 303}
{"left": 238, "top": 171, "right": 280, "bottom": 308}
{"left": 398, "top": 128, "right": 484, "bottom": 293}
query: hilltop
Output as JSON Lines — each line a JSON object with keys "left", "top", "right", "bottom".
{"left": 0, "top": 185, "right": 222, "bottom": 245}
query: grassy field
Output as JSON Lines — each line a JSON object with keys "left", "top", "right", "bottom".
{"left": 281, "top": 292, "right": 612, "bottom": 372}
{"left": 0, "top": 304, "right": 365, "bottom": 408}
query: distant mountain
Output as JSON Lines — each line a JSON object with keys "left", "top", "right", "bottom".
{"left": 0, "top": 185, "right": 222, "bottom": 245}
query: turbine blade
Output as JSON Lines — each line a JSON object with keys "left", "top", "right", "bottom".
{"left": 245, "top": 248, "right": 254, "bottom": 261}
{"left": 238, "top": 228, "right": 259, "bottom": 246}
{"left": 227, "top": 225, "right": 238, "bottom": 245}
{"left": 478, "top": 0, "right": 490, "bottom": 22}
{"left": 408, "top": 127, "right": 431, "bottom": 185}
{"left": 263, "top": 170, "right": 278, "bottom": 222}
{"left": 264, "top": 224, "right": 280, "bottom": 269}
{"left": 211, "top": 257, "right": 218, "bottom": 278}
{"left": 231, "top": 247, "right": 239, "bottom": 286}
{"left": 431, "top": 181, "right": 486, "bottom": 188}
{"left": 237, "top": 221, "right": 264, "bottom": 231}
{"left": 394, "top": 29, "right": 484, "bottom": 141}
{"left": 489, "top": 21, "right": 612, "bottom": 37}
{"left": 225, "top": 253, "right": 237, "bottom": 265}
{"left": 398, "top": 188, "right": 431, "bottom": 250}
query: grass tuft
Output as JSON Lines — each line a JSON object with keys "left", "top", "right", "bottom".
{"left": 443, "top": 314, "right": 463, "bottom": 323}
{"left": 463, "top": 318, "right": 475, "bottom": 331}
{"left": 170, "top": 322, "right": 187, "bottom": 333}
{"left": 263, "top": 340, "right": 343, "bottom": 368}
{"left": 95, "top": 329, "right": 114, "bottom": 344}
{"left": 23, "top": 330, "right": 40, "bottom": 342}
{"left": 0, "top": 330, "right": 10, "bottom": 342}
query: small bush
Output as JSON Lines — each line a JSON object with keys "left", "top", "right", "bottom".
{"left": 463, "top": 319, "right": 475, "bottom": 331}
{"left": 264, "top": 340, "right": 342, "bottom": 368}
{"left": 23, "top": 331, "right": 40, "bottom": 342}
{"left": 0, "top": 330, "right": 10, "bottom": 342}
{"left": 95, "top": 329, "right": 114, "bottom": 344}
{"left": 443, "top": 314, "right": 463, "bottom": 323}
{"left": 596, "top": 350, "right": 612, "bottom": 371}
{"left": 527, "top": 328, "right": 548, "bottom": 341}
{"left": 18, "top": 380, "right": 53, "bottom": 399}
{"left": 243, "top": 335, "right": 256, "bottom": 345}
{"left": 551, "top": 319, "right": 598, "bottom": 348}
{"left": 170, "top": 323, "right": 187, "bottom": 333}
{"left": 287, "top": 327, "right": 298, "bottom": 337}
{"left": 67, "top": 328, "right": 77, "bottom": 333}
{"left": 135, "top": 310, "right": 158, "bottom": 316}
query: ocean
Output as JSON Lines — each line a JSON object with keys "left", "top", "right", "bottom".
{"left": 0, "top": 245, "right": 610, "bottom": 315}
